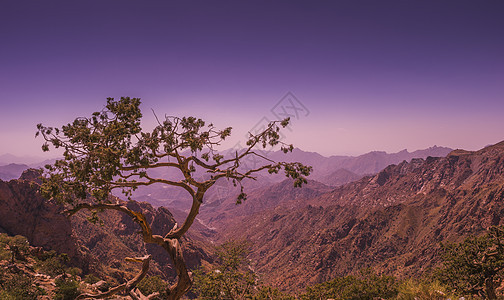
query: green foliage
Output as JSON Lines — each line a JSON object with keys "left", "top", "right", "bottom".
{"left": 137, "top": 275, "right": 168, "bottom": 299}
{"left": 0, "top": 273, "right": 41, "bottom": 300}
{"left": 216, "top": 240, "right": 252, "bottom": 272}
{"left": 437, "top": 226, "right": 504, "bottom": 299}
{"left": 36, "top": 97, "right": 311, "bottom": 205}
{"left": 0, "top": 234, "right": 30, "bottom": 263}
{"left": 54, "top": 277, "right": 80, "bottom": 300}
{"left": 36, "top": 251, "right": 71, "bottom": 277}
{"left": 396, "top": 279, "right": 456, "bottom": 300}
{"left": 83, "top": 274, "right": 101, "bottom": 284}
{"left": 0, "top": 233, "right": 12, "bottom": 260}
{"left": 252, "top": 286, "right": 295, "bottom": 300}
{"left": 193, "top": 240, "right": 257, "bottom": 299}
{"left": 8, "top": 235, "right": 30, "bottom": 253}
{"left": 193, "top": 240, "right": 295, "bottom": 299}
{"left": 300, "top": 268, "right": 398, "bottom": 300}
{"left": 67, "top": 267, "right": 82, "bottom": 277}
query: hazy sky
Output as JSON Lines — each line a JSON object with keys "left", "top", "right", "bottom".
{"left": 1, "top": 0, "right": 503, "bottom": 159}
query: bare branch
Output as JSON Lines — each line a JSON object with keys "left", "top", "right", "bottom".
{"left": 76, "top": 255, "right": 152, "bottom": 300}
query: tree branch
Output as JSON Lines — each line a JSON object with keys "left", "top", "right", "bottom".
{"left": 76, "top": 255, "right": 152, "bottom": 299}
{"left": 66, "top": 203, "right": 193, "bottom": 299}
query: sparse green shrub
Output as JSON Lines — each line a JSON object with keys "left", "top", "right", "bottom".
{"left": 54, "top": 277, "right": 80, "bottom": 300}
{"left": 0, "top": 233, "right": 12, "bottom": 260}
{"left": 137, "top": 275, "right": 168, "bottom": 299}
{"left": 396, "top": 279, "right": 456, "bottom": 299}
{"left": 252, "top": 286, "right": 295, "bottom": 300}
{"left": 83, "top": 273, "right": 101, "bottom": 284}
{"left": 300, "top": 268, "right": 398, "bottom": 300}
{"left": 36, "top": 251, "right": 72, "bottom": 277}
{"left": 37, "top": 255, "right": 66, "bottom": 276}
{"left": 0, "top": 273, "right": 41, "bottom": 300}
{"left": 0, "top": 234, "right": 30, "bottom": 262}
{"left": 0, "top": 290, "right": 15, "bottom": 300}
{"left": 193, "top": 240, "right": 256, "bottom": 299}
{"left": 9, "top": 235, "right": 30, "bottom": 253}
{"left": 67, "top": 267, "right": 82, "bottom": 277}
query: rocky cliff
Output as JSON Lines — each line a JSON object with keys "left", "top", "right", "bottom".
{"left": 0, "top": 169, "right": 80, "bottom": 263}
{"left": 0, "top": 169, "right": 213, "bottom": 283}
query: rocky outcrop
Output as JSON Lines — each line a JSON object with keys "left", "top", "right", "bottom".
{"left": 0, "top": 172, "right": 78, "bottom": 260}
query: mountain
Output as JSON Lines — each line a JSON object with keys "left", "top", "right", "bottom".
{"left": 0, "top": 169, "right": 84, "bottom": 268}
{"left": 0, "top": 153, "right": 52, "bottom": 165}
{"left": 321, "top": 168, "right": 362, "bottom": 187}
{"left": 117, "top": 145, "right": 452, "bottom": 212}
{"left": 218, "top": 142, "right": 504, "bottom": 293}
{"left": 240, "top": 146, "right": 453, "bottom": 185}
{"left": 199, "top": 179, "right": 333, "bottom": 228}
{"left": 0, "top": 163, "right": 30, "bottom": 181}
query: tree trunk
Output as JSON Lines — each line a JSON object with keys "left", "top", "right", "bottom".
{"left": 485, "top": 277, "right": 497, "bottom": 300}
{"left": 163, "top": 238, "right": 192, "bottom": 300}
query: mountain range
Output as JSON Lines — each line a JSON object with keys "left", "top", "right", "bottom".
{"left": 4, "top": 142, "right": 502, "bottom": 296}
{"left": 216, "top": 142, "right": 504, "bottom": 292}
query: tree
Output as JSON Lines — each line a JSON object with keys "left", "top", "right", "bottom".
{"left": 193, "top": 240, "right": 256, "bottom": 299}
{"left": 437, "top": 226, "right": 504, "bottom": 299}
{"left": 193, "top": 240, "right": 294, "bottom": 300}
{"left": 36, "top": 97, "right": 311, "bottom": 299}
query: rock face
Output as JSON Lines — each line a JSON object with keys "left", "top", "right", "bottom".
{"left": 0, "top": 170, "right": 213, "bottom": 282}
{"left": 0, "top": 172, "right": 78, "bottom": 260}
{"left": 219, "top": 141, "right": 504, "bottom": 293}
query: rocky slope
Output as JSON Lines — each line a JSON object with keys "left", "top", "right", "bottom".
{"left": 219, "top": 142, "right": 504, "bottom": 292}
{"left": 0, "top": 169, "right": 81, "bottom": 265}
{"left": 199, "top": 179, "right": 332, "bottom": 228}
{"left": 0, "top": 170, "right": 213, "bottom": 284}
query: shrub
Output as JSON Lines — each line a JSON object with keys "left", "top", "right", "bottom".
{"left": 83, "top": 274, "right": 101, "bottom": 284}
{"left": 300, "top": 268, "right": 398, "bottom": 300}
{"left": 396, "top": 279, "right": 456, "bottom": 300}
{"left": 0, "top": 273, "right": 41, "bottom": 300}
{"left": 137, "top": 275, "right": 168, "bottom": 299}
{"left": 437, "top": 226, "right": 504, "bottom": 299}
{"left": 54, "top": 278, "right": 80, "bottom": 300}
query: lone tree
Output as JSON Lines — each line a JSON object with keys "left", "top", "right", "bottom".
{"left": 36, "top": 97, "right": 311, "bottom": 299}
{"left": 438, "top": 226, "right": 504, "bottom": 299}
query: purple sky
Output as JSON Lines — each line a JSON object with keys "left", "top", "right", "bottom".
{"left": 1, "top": 0, "right": 503, "bottom": 159}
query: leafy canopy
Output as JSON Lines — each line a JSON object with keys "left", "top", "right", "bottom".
{"left": 36, "top": 97, "right": 311, "bottom": 206}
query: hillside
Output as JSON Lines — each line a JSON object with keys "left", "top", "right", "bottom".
{"left": 218, "top": 142, "right": 504, "bottom": 292}
{"left": 200, "top": 179, "right": 333, "bottom": 228}
{"left": 0, "top": 170, "right": 213, "bottom": 286}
